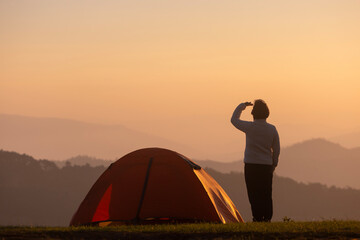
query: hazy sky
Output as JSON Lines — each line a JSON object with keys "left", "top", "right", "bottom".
{"left": 1, "top": 0, "right": 359, "bottom": 160}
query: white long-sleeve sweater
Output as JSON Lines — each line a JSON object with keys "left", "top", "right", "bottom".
{"left": 231, "top": 103, "right": 280, "bottom": 167}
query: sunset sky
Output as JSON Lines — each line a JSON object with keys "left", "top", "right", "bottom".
{"left": 1, "top": 0, "right": 359, "bottom": 160}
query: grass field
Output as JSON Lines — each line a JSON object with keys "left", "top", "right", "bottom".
{"left": 1, "top": 221, "right": 360, "bottom": 240}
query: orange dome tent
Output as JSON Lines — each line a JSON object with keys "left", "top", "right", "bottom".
{"left": 70, "top": 148, "right": 244, "bottom": 226}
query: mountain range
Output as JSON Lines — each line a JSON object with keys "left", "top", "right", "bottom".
{"left": 55, "top": 139, "right": 360, "bottom": 189}
{"left": 1, "top": 113, "right": 359, "bottom": 161}
{"left": 276, "top": 138, "right": 360, "bottom": 189}
{"left": 0, "top": 114, "right": 193, "bottom": 160}
{"left": 1, "top": 114, "right": 359, "bottom": 189}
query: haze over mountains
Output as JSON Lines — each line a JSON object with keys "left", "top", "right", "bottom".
{"left": 0, "top": 114, "right": 194, "bottom": 161}
{"left": 214, "top": 139, "right": 360, "bottom": 190}
{"left": 57, "top": 139, "right": 360, "bottom": 190}
{"left": 1, "top": 113, "right": 359, "bottom": 160}
{"left": 1, "top": 114, "right": 359, "bottom": 189}
{"left": 276, "top": 139, "right": 360, "bottom": 189}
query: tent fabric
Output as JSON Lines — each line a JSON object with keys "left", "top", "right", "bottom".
{"left": 70, "top": 148, "right": 244, "bottom": 226}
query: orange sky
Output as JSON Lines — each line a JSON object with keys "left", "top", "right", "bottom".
{"left": 1, "top": 0, "right": 359, "bottom": 160}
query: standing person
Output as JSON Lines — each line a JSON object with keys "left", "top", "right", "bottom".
{"left": 230, "top": 99, "right": 280, "bottom": 222}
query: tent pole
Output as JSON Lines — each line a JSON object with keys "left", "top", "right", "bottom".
{"left": 134, "top": 157, "right": 154, "bottom": 223}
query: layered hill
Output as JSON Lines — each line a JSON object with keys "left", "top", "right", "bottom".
{"left": 276, "top": 138, "right": 360, "bottom": 189}
{"left": 1, "top": 114, "right": 359, "bottom": 189}
{"left": 56, "top": 139, "right": 360, "bottom": 189}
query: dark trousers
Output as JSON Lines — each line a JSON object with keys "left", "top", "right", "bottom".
{"left": 244, "top": 163, "right": 274, "bottom": 222}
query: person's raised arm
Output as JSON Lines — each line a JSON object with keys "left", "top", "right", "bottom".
{"left": 272, "top": 128, "right": 280, "bottom": 169}
{"left": 230, "top": 102, "right": 252, "bottom": 133}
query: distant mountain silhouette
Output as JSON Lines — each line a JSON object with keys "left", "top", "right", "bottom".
{"left": 2, "top": 113, "right": 358, "bottom": 163}
{"left": 0, "top": 114, "right": 193, "bottom": 160}
{"left": 54, "top": 155, "right": 113, "bottom": 168}
{"left": 55, "top": 156, "right": 243, "bottom": 172}
{"left": 276, "top": 138, "right": 360, "bottom": 189}
{"left": 1, "top": 114, "right": 359, "bottom": 188}
{"left": 1, "top": 149, "right": 360, "bottom": 226}
{"left": 55, "top": 138, "right": 360, "bottom": 189}
{"left": 205, "top": 138, "right": 360, "bottom": 189}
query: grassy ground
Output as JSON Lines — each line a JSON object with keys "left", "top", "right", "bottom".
{"left": 1, "top": 221, "right": 360, "bottom": 240}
